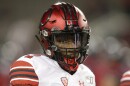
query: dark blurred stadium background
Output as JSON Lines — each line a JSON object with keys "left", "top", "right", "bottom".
{"left": 0, "top": 0, "right": 130, "bottom": 86}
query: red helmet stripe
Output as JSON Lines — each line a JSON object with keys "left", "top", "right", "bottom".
{"left": 67, "top": 3, "right": 78, "bottom": 26}
{"left": 60, "top": 3, "right": 78, "bottom": 27}
{"left": 40, "top": 8, "right": 53, "bottom": 27}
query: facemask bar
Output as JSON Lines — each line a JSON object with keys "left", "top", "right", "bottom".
{"left": 51, "top": 28, "right": 90, "bottom": 64}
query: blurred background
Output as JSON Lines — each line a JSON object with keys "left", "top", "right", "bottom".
{"left": 0, "top": 0, "right": 130, "bottom": 86}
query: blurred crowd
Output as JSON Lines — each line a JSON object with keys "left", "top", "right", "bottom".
{"left": 0, "top": 0, "right": 130, "bottom": 86}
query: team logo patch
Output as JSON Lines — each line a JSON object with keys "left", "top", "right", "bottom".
{"left": 61, "top": 77, "right": 68, "bottom": 86}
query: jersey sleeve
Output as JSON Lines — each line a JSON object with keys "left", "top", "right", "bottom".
{"left": 120, "top": 70, "right": 130, "bottom": 86}
{"left": 9, "top": 60, "right": 39, "bottom": 86}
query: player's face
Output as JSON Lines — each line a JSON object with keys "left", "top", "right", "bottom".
{"left": 54, "top": 33, "right": 81, "bottom": 57}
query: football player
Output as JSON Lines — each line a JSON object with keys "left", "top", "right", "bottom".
{"left": 9, "top": 2, "right": 96, "bottom": 86}
{"left": 120, "top": 70, "right": 130, "bottom": 86}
